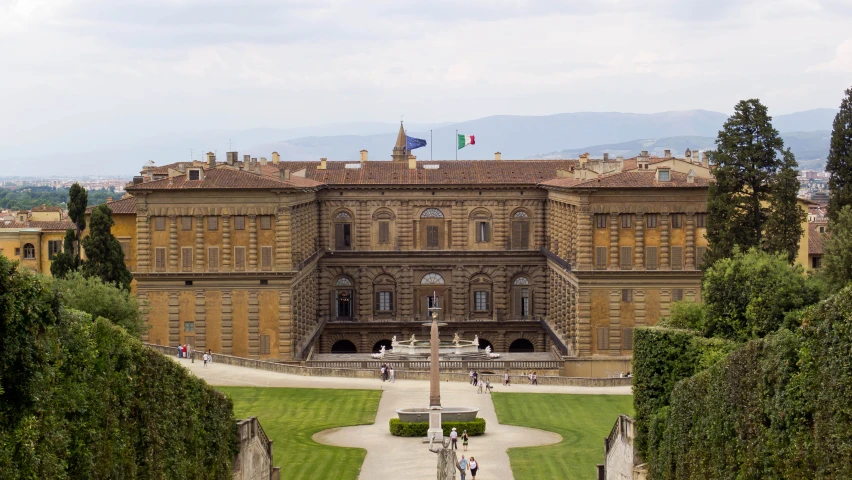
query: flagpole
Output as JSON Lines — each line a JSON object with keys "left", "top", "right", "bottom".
{"left": 455, "top": 129, "right": 458, "bottom": 161}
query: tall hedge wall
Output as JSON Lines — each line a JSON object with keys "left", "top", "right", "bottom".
{"left": 645, "top": 285, "right": 852, "bottom": 479}
{"left": 0, "top": 257, "right": 238, "bottom": 479}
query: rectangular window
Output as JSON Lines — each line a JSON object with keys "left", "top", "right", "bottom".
{"left": 426, "top": 226, "right": 439, "bottom": 247}
{"left": 671, "top": 246, "right": 683, "bottom": 270}
{"left": 622, "top": 327, "right": 634, "bottom": 350}
{"left": 376, "top": 291, "right": 393, "bottom": 312}
{"left": 181, "top": 247, "right": 193, "bottom": 272}
{"left": 234, "top": 246, "right": 246, "bottom": 271}
{"left": 597, "top": 327, "right": 610, "bottom": 351}
{"left": 645, "top": 246, "right": 658, "bottom": 270}
{"left": 658, "top": 169, "right": 670, "bottom": 181}
{"left": 181, "top": 216, "right": 192, "bottom": 231}
{"left": 259, "top": 335, "right": 271, "bottom": 355}
{"left": 696, "top": 246, "right": 707, "bottom": 266}
{"left": 208, "top": 247, "right": 219, "bottom": 271}
{"left": 646, "top": 214, "right": 658, "bottom": 229}
{"left": 260, "top": 216, "right": 272, "bottom": 230}
{"left": 621, "top": 214, "right": 632, "bottom": 228}
{"left": 119, "top": 240, "right": 131, "bottom": 260}
{"left": 48, "top": 240, "right": 62, "bottom": 260}
{"left": 672, "top": 289, "right": 684, "bottom": 302}
{"left": 188, "top": 169, "right": 200, "bottom": 181}
{"left": 261, "top": 246, "right": 273, "bottom": 271}
{"left": 378, "top": 221, "right": 390, "bottom": 243}
{"left": 671, "top": 214, "right": 682, "bottom": 228}
{"left": 620, "top": 246, "right": 633, "bottom": 270}
{"left": 207, "top": 216, "right": 219, "bottom": 231}
{"left": 474, "top": 291, "right": 489, "bottom": 311}
{"left": 154, "top": 216, "right": 166, "bottom": 231}
{"left": 155, "top": 247, "right": 166, "bottom": 271}
{"left": 595, "top": 214, "right": 607, "bottom": 229}
{"left": 184, "top": 322, "right": 195, "bottom": 332}
{"left": 233, "top": 216, "right": 245, "bottom": 230}
{"left": 696, "top": 213, "right": 706, "bottom": 228}
{"left": 512, "top": 221, "right": 530, "bottom": 249}
{"left": 14, "top": 248, "right": 20, "bottom": 256}
{"left": 596, "top": 246, "right": 608, "bottom": 270}
{"left": 475, "top": 221, "right": 490, "bottom": 242}
{"left": 335, "top": 223, "right": 352, "bottom": 249}
{"left": 622, "top": 289, "right": 633, "bottom": 302}
{"left": 812, "top": 256, "right": 822, "bottom": 269}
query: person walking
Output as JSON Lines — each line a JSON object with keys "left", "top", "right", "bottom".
{"left": 528, "top": 371, "right": 533, "bottom": 384}
{"left": 469, "top": 457, "right": 479, "bottom": 478}
{"left": 462, "top": 430, "right": 469, "bottom": 451}
{"left": 380, "top": 364, "right": 387, "bottom": 382}
{"left": 208, "top": 349, "right": 213, "bottom": 364}
{"left": 477, "top": 378, "right": 484, "bottom": 394}
{"left": 458, "top": 455, "right": 469, "bottom": 480}
{"left": 203, "top": 352, "right": 209, "bottom": 367}
{"left": 532, "top": 371, "right": 538, "bottom": 385}
{"left": 504, "top": 370, "right": 511, "bottom": 386}
{"left": 469, "top": 370, "right": 474, "bottom": 385}
{"left": 450, "top": 427, "right": 458, "bottom": 450}
{"left": 389, "top": 366, "right": 396, "bottom": 383}
{"left": 189, "top": 344, "right": 194, "bottom": 363}
{"left": 473, "top": 370, "right": 478, "bottom": 386}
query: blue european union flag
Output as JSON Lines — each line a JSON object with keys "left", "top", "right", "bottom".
{"left": 406, "top": 135, "right": 427, "bottom": 151}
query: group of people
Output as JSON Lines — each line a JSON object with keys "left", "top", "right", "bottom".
{"left": 525, "top": 371, "right": 539, "bottom": 385}
{"left": 176, "top": 345, "right": 214, "bottom": 367}
{"left": 379, "top": 364, "right": 395, "bottom": 382}
{"left": 457, "top": 454, "right": 479, "bottom": 479}
{"left": 450, "top": 427, "right": 478, "bottom": 478}
{"left": 469, "top": 370, "right": 493, "bottom": 394}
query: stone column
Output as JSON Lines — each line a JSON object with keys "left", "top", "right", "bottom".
{"left": 221, "top": 290, "right": 233, "bottom": 355}
{"left": 634, "top": 213, "right": 644, "bottom": 270}
{"left": 496, "top": 200, "right": 508, "bottom": 249}
{"left": 452, "top": 200, "right": 466, "bottom": 249}
{"left": 685, "top": 212, "right": 696, "bottom": 270}
{"left": 413, "top": 219, "right": 420, "bottom": 250}
{"left": 660, "top": 213, "right": 670, "bottom": 270}
{"left": 195, "top": 290, "right": 206, "bottom": 350}
{"left": 278, "top": 288, "right": 292, "bottom": 359}
{"left": 534, "top": 200, "right": 546, "bottom": 249}
{"left": 168, "top": 215, "right": 178, "bottom": 271}
{"left": 222, "top": 215, "right": 231, "bottom": 272}
{"left": 398, "top": 201, "right": 413, "bottom": 250}
{"left": 136, "top": 210, "right": 151, "bottom": 272}
{"left": 577, "top": 288, "right": 592, "bottom": 356}
{"left": 138, "top": 290, "right": 150, "bottom": 342}
{"left": 609, "top": 289, "right": 621, "bottom": 355}
{"left": 248, "top": 214, "right": 258, "bottom": 271}
{"left": 634, "top": 289, "right": 647, "bottom": 327}
{"left": 576, "top": 205, "right": 593, "bottom": 270}
{"left": 608, "top": 212, "right": 619, "bottom": 270}
{"left": 358, "top": 267, "right": 372, "bottom": 321}
{"left": 276, "top": 206, "right": 292, "bottom": 270}
{"left": 168, "top": 291, "right": 179, "bottom": 346}
{"left": 357, "top": 200, "right": 370, "bottom": 250}
{"left": 195, "top": 215, "right": 205, "bottom": 271}
{"left": 248, "top": 290, "right": 259, "bottom": 358}
{"left": 494, "top": 266, "right": 507, "bottom": 321}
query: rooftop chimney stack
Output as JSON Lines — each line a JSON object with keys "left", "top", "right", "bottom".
{"left": 227, "top": 152, "right": 237, "bottom": 166}
{"left": 272, "top": 152, "right": 280, "bottom": 165}
{"left": 702, "top": 151, "right": 710, "bottom": 168}
{"left": 284, "top": 169, "right": 291, "bottom": 180}
{"left": 579, "top": 152, "right": 589, "bottom": 168}
{"left": 106, "top": 197, "right": 112, "bottom": 203}
{"left": 495, "top": 152, "right": 502, "bottom": 161}
{"left": 638, "top": 151, "right": 650, "bottom": 170}
{"left": 260, "top": 157, "right": 267, "bottom": 167}
{"left": 318, "top": 157, "right": 327, "bottom": 170}
{"left": 360, "top": 150, "right": 368, "bottom": 163}
{"left": 408, "top": 156, "right": 417, "bottom": 170}
{"left": 603, "top": 153, "right": 610, "bottom": 161}
{"left": 207, "top": 152, "right": 216, "bottom": 167}
{"left": 664, "top": 149, "right": 671, "bottom": 158}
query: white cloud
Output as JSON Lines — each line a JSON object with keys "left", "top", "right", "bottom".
{"left": 807, "top": 39, "right": 852, "bottom": 72}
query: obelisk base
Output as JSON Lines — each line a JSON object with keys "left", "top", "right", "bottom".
{"left": 426, "top": 406, "right": 443, "bottom": 442}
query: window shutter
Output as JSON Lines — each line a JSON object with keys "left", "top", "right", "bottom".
{"left": 646, "top": 214, "right": 658, "bottom": 228}
{"left": 181, "top": 216, "right": 192, "bottom": 231}
{"left": 621, "top": 214, "right": 632, "bottom": 228}
{"left": 207, "top": 216, "right": 218, "bottom": 231}
{"left": 182, "top": 247, "right": 193, "bottom": 272}
{"left": 596, "top": 246, "right": 607, "bottom": 269}
{"left": 696, "top": 246, "right": 707, "bottom": 266}
{"left": 476, "top": 222, "right": 483, "bottom": 242}
{"left": 335, "top": 223, "right": 346, "bottom": 249}
{"left": 379, "top": 222, "right": 390, "bottom": 243}
{"left": 234, "top": 247, "right": 246, "bottom": 271}
{"left": 672, "top": 289, "right": 684, "bottom": 301}
{"left": 234, "top": 216, "right": 245, "bottom": 230}
{"left": 597, "top": 327, "right": 610, "bottom": 351}
{"left": 120, "top": 240, "right": 131, "bottom": 260}
{"left": 672, "top": 214, "right": 682, "bottom": 228}
{"left": 375, "top": 292, "right": 381, "bottom": 311}
{"left": 208, "top": 247, "right": 219, "bottom": 271}
{"left": 645, "top": 246, "right": 658, "bottom": 270}
{"left": 671, "top": 246, "right": 683, "bottom": 270}
{"left": 622, "top": 328, "right": 634, "bottom": 350}
{"left": 155, "top": 248, "right": 166, "bottom": 270}
{"left": 622, "top": 289, "right": 633, "bottom": 302}
{"left": 427, "top": 226, "right": 439, "bottom": 247}
{"left": 154, "top": 216, "right": 166, "bottom": 231}
{"left": 596, "top": 214, "right": 607, "bottom": 229}
{"left": 261, "top": 246, "right": 273, "bottom": 271}
{"left": 520, "top": 221, "right": 530, "bottom": 249}
{"left": 620, "top": 246, "right": 633, "bottom": 270}
{"left": 513, "top": 288, "right": 523, "bottom": 317}
{"left": 260, "top": 335, "right": 270, "bottom": 355}
{"left": 260, "top": 216, "right": 272, "bottom": 230}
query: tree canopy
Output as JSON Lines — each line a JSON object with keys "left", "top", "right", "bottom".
{"left": 821, "top": 205, "right": 852, "bottom": 293}
{"left": 80, "top": 204, "right": 133, "bottom": 291}
{"left": 51, "top": 271, "right": 144, "bottom": 336}
{"left": 827, "top": 85, "right": 852, "bottom": 223}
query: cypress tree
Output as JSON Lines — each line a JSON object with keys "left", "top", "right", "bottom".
{"left": 827, "top": 86, "right": 852, "bottom": 223}
{"left": 67, "top": 183, "right": 88, "bottom": 261}
{"left": 49, "top": 229, "right": 80, "bottom": 278}
{"left": 81, "top": 205, "right": 132, "bottom": 291}
{"left": 705, "top": 99, "right": 786, "bottom": 265}
{"left": 765, "top": 148, "right": 806, "bottom": 263}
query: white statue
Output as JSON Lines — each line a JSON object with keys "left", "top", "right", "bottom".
{"left": 410, "top": 334, "right": 417, "bottom": 344}
{"left": 453, "top": 332, "right": 460, "bottom": 345}
{"left": 391, "top": 335, "right": 397, "bottom": 347}
{"left": 485, "top": 345, "right": 492, "bottom": 354}
{"left": 379, "top": 345, "right": 386, "bottom": 355}
{"left": 473, "top": 335, "right": 479, "bottom": 347}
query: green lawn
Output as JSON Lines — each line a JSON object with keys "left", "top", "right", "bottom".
{"left": 492, "top": 393, "right": 634, "bottom": 480}
{"left": 218, "top": 387, "right": 381, "bottom": 480}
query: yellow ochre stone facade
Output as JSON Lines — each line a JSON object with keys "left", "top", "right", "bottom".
{"left": 111, "top": 138, "right": 717, "bottom": 362}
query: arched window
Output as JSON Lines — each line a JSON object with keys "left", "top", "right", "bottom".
{"left": 421, "top": 273, "right": 445, "bottom": 284}
{"left": 511, "top": 209, "right": 531, "bottom": 249}
{"left": 470, "top": 209, "right": 492, "bottom": 243}
{"left": 335, "top": 277, "right": 353, "bottom": 286}
{"left": 471, "top": 274, "right": 492, "bottom": 313}
{"left": 333, "top": 210, "right": 353, "bottom": 250}
{"left": 333, "top": 276, "right": 354, "bottom": 320}
{"left": 22, "top": 243, "right": 35, "bottom": 259}
{"left": 374, "top": 274, "right": 395, "bottom": 314}
{"left": 420, "top": 208, "right": 444, "bottom": 218}
{"left": 373, "top": 209, "right": 395, "bottom": 245}
{"left": 512, "top": 276, "right": 531, "bottom": 318}
{"left": 513, "top": 276, "right": 530, "bottom": 285}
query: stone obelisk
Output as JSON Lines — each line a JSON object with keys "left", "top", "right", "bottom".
{"left": 427, "top": 292, "right": 443, "bottom": 441}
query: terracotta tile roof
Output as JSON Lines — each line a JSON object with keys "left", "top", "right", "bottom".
{"left": 86, "top": 196, "right": 137, "bottom": 215}
{"left": 128, "top": 166, "right": 322, "bottom": 191}
{"left": 0, "top": 220, "right": 75, "bottom": 231}
{"left": 809, "top": 223, "right": 826, "bottom": 255}
{"left": 620, "top": 157, "right": 671, "bottom": 171}
{"left": 30, "top": 205, "right": 63, "bottom": 213}
{"left": 541, "top": 170, "right": 710, "bottom": 189}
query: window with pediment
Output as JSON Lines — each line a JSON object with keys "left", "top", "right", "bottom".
{"left": 421, "top": 273, "right": 445, "bottom": 284}
{"left": 421, "top": 208, "right": 444, "bottom": 218}
{"left": 512, "top": 276, "right": 532, "bottom": 318}
{"left": 511, "top": 209, "right": 531, "bottom": 249}
{"left": 334, "top": 210, "right": 353, "bottom": 250}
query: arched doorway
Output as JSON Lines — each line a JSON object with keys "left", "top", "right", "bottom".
{"left": 333, "top": 277, "right": 354, "bottom": 321}
{"left": 478, "top": 340, "right": 494, "bottom": 352}
{"left": 372, "top": 339, "right": 392, "bottom": 353}
{"left": 508, "top": 338, "right": 535, "bottom": 353}
{"left": 331, "top": 340, "right": 358, "bottom": 354}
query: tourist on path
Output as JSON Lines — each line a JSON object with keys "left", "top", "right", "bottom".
{"left": 389, "top": 366, "right": 395, "bottom": 383}
{"left": 380, "top": 365, "right": 386, "bottom": 382}
{"left": 462, "top": 430, "right": 469, "bottom": 451}
{"left": 208, "top": 349, "right": 213, "bottom": 364}
{"left": 469, "top": 370, "right": 474, "bottom": 385}
{"left": 528, "top": 372, "right": 533, "bottom": 384}
{"left": 189, "top": 344, "right": 194, "bottom": 363}
{"left": 203, "top": 352, "right": 209, "bottom": 367}
{"left": 504, "top": 371, "right": 511, "bottom": 386}
{"left": 473, "top": 370, "right": 478, "bottom": 386}
{"left": 485, "top": 379, "right": 493, "bottom": 394}
{"left": 469, "top": 457, "right": 479, "bottom": 478}
{"left": 450, "top": 427, "right": 458, "bottom": 450}
{"left": 532, "top": 372, "right": 538, "bottom": 385}
{"left": 458, "top": 455, "right": 469, "bottom": 480}
{"left": 477, "top": 378, "right": 484, "bottom": 394}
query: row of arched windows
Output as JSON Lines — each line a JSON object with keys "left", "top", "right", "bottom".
{"left": 334, "top": 272, "right": 532, "bottom": 287}
{"left": 329, "top": 337, "right": 535, "bottom": 354}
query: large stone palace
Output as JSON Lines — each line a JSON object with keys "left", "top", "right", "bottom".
{"left": 92, "top": 124, "right": 716, "bottom": 372}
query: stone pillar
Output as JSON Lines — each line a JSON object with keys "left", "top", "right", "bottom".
{"left": 358, "top": 267, "right": 372, "bottom": 321}
{"left": 168, "top": 291, "right": 179, "bottom": 346}
{"left": 278, "top": 288, "right": 292, "bottom": 359}
{"left": 248, "top": 214, "right": 258, "bottom": 271}
{"left": 534, "top": 200, "right": 546, "bottom": 249}
{"left": 221, "top": 290, "right": 233, "bottom": 355}
{"left": 222, "top": 215, "right": 231, "bottom": 272}
{"left": 660, "top": 213, "right": 670, "bottom": 270}
{"left": 248, "top": 290, "right": 259, "bottom": 358}
{"left": 444, "top": 218, "right": 452, "bottom": 250}
{"left": 609, "top": 289, "right": 621, "bottom": 355}
{"left": 136, "top": 211, "right": 151, "bottom": 273}
{"left": 195, "top": 215, "right": 205, "bottom": 271}
{"left": 276, "top": 206, "right": 292, "bottom": 270}
{"left": 168, "top": 215, "right": 178, "bottom": 271}
{"left": 399, "top": 266, "right": 414, "bottom": 318}
{"left": 452, "top": 266, "right": 467, "bottom": 321}
{"left": 398, "top": 201, "right": 413, "bottom": 250}
{"left": 357, "top": 200, "right": 370, "bottom": 250}
{"left": 452, "top": 201, "right": 467, "bottom": 249}
{"left": 634, "top": 289, "right": 647, "bottom": 327}
{"left": 685, "top": 212, "right": 695, "bottom": 270}
{"left": 195, "top": 290, "right": 206, "bottom": 350}
{"left": 634, "top": 213, "right": 644, "bottom": 270}
{"left": 494, "top": 266, "right": 507, "bottom": 321}
{"left": 577, "top": 205, "right": 593, "bottom": 270}
{"left": 495, "top": 200, "right": 508, "bottom": 249}
{"left": 660, "top": 289, "right": 672, "bottom": 322}
{"left": 577, "top": 288, "right": 592, "bottom": 356}
{"left": 608, "top": 212, "right": 619, "bottom": 270}
{"left": 413, "top": 219, "right": 420, "bottom": 250}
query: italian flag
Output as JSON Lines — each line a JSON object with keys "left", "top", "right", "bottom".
{"left": 457, "top": 134, "right": 475, "bottom": 150}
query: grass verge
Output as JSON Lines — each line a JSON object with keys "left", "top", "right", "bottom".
{"left": 218, "top": 387, "right": 381, "bottom": 480}
{"left": 492, "top": 393, "right": 634, "bottom": 480}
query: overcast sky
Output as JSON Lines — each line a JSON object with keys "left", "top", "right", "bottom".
{"left": 2, "top": 0, "right": 851, "bottom": 154}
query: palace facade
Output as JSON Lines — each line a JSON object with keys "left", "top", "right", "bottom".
{"left": 109, "top": 125, "right": 720, "bottom": 371}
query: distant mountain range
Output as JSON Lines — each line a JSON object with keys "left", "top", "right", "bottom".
{"left": 2, "top": 109, "right": 838, "bottom": 176}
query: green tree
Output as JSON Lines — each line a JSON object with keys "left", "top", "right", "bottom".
{"left": 705, "top": 99, "right": 786, "bottom": 265}
{"left": 827, "top": 86, "right": 852, "bottom": 223}
{"left": 765, "top": 148, "right": 806, "bottom": 263}
{"left": 81, "top": 205, "right": 132, "bottom": 291}
{"left": 67, "top": 183, "right": 88, "bottom": 261}
{"left": 48, "top": 229, "right": 80, "bottom": 278}
{"left": 51, "top": 271, "right": 145, "bottom": 336}
{"left": 822, "top": 205, "right": 852, "bottom": 292}
{"left": 702, "top": 247, "right": 817, "bottom": 341}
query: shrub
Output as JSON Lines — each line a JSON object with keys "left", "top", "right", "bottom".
{"left": 389, "top": 417, "right": 486, "bottom": 437}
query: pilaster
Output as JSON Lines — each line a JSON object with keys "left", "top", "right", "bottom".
{"left": 660, "top": 212, "right": 670, "bottom": 270}
{"left": 221, "top": 290, "right": 233, "bottom": 355}
{"left": 195, "top": 215, "right": 204, "bottom": 271}
{"left": 248, "top": 214, "right": 258, "bottom": 271}
{"left": 248, "top": 290, "right": 259, "bottom": 358}
{"left": 195, "top": 290, "right": 206, "bottom": 350}
{"left": 577, "top": 288, "right": 592, "bottom": 356}
{"left": 279, "top": 288, "right": 292, "bottom": 359}
{"left": 634, "top": 213, "right": 645, "bottom": 270}
{"left": 577, "top": 205, "right": 593, "bottom": 270}
{"left": 609, "top": 289, "right": 621, "bottom": 355}
{"left": 608, "top": 212, "right": 619, "bottom": 270}
{"left": 168, "top": 291, "right": 179, "bottom": 346}
{"left": 685, "top": 212, "right": 695, "bottom": 270}
{"left": 222, "top": 215, "right": 231, "bottom": 272}
{"left": 136, "top": 212, "right": 150, "bottom": 272}
{"left": 634, "top": 289, "right": 647, "bottom": 327}
{"left": 276, "top": 206, "right": 292, "bottom": 270}
{"left": 168, "top": 215, "right": 178, "bottom": 271}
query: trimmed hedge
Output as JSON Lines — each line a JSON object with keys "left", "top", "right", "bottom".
{"left": 389, "top": 417, "right": 486, "bottom": 437}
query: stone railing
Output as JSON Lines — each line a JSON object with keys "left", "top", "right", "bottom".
{"left": 233, "top": 416, "right": 280, "bottom": 480}
{"left": 147, "top": 344, "right": 632, "bottom": 387}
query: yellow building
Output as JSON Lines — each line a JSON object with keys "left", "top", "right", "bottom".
{"left": 0, "top": 219, "right": 74, "bottom": 274}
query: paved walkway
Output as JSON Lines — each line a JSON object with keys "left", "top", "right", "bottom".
{"left": 174, "top": 358, "right": 631, "bottom": 479}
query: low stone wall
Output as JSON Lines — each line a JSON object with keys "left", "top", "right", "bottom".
{"left": 150, "top": 344, "right": 632, "bottom": 388}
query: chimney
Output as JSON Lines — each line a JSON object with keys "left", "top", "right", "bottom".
{"left": 360, "top": 150, "right": 368, "bottom": 163}
{"left": 133, "top": 176, "right": 144, "bottom": 185}
{"left": 702, "top": 151, "right": 710, "bottom": 168}
{"left": 684, "top": 148, "right": 692, "bottom": 159}
{"left": 638, "top": 151, "right": 650, "bottom": 170}
{"left": 687, "top": 169, "right": 696, "bottom": 184}
{"left": 272, "top": 152, "right": 280, "bottom": 165}
{"left": 243, "top": 154, "right": 250, "bottom": 164}
{"left": 664, "top": 149, "right": 671, "bottom": 158}
{"left": 260, "top": 157, "right": 267, "bottom": 167}
{"left": 603, "top": 153, "right": 610, "bottom": 161}
{"left": 226, "top": 152, "right": 237, "bottom": 166}
{"left": 284, "top": 169, "right": 291, "bottom": 180}
{"left": 579, "top": 153, "right": 589, "bottom": 167}
{"left": 207, "top": 152, "right": 216, "bottom": 167}
{"left": 318, "top": 157, "right": 327, "bottom": 170}
{"left": 408, "top": 157, "right": 417, "bottom": 170}
{"left": 106, "top": 197, "right": 112, "bottom": 203}
{"left": 494, "top": 152, "right": 502, "bottom": 161}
